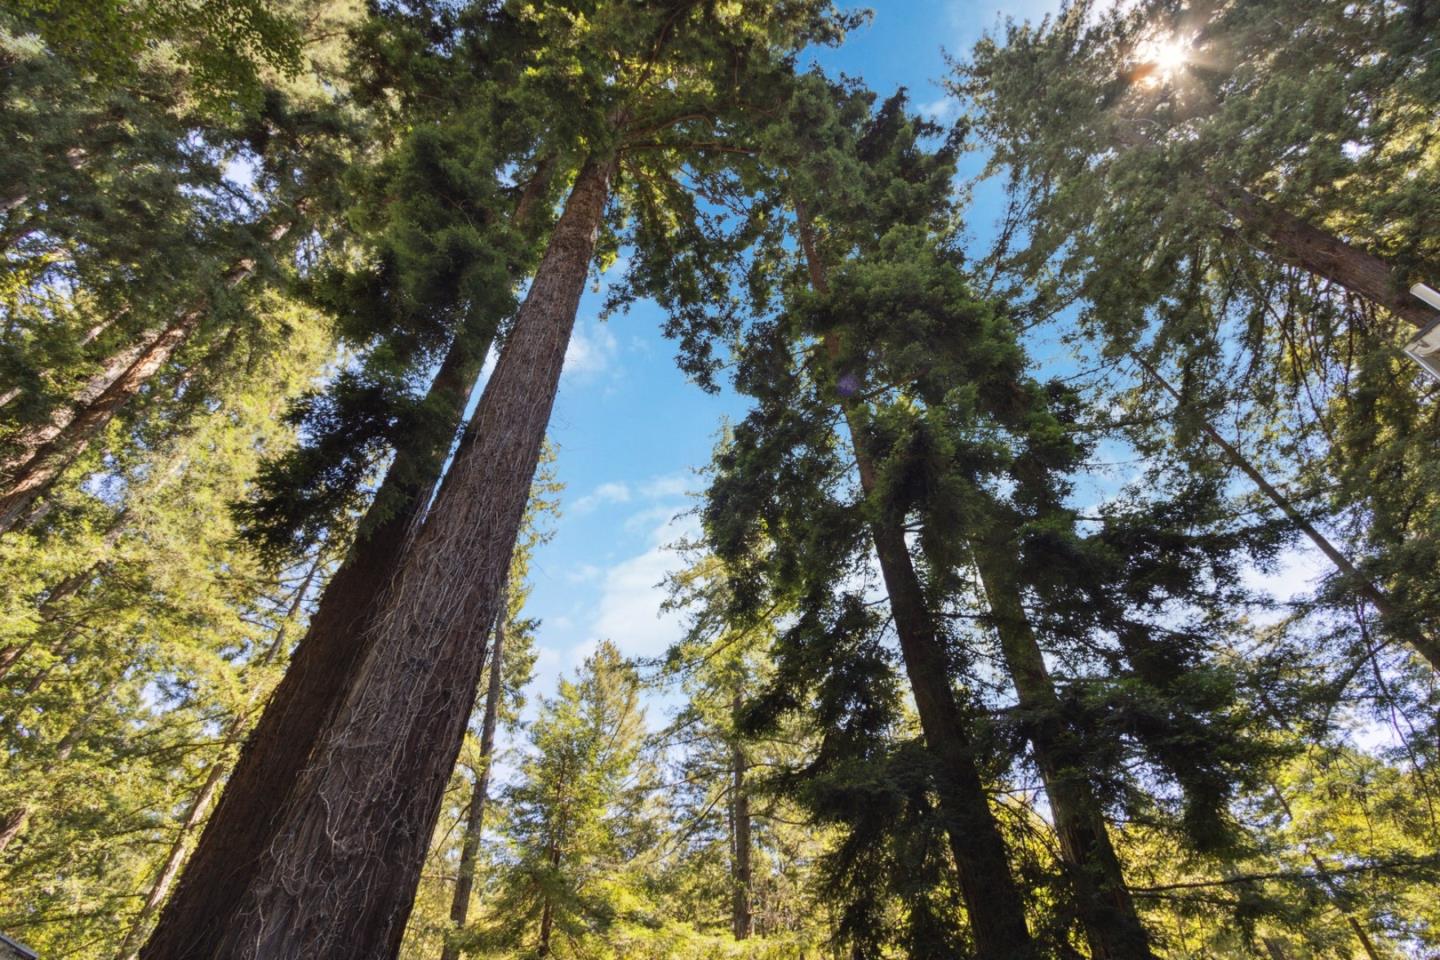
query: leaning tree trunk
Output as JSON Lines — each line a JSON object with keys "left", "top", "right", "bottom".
{"left": 1212, "top": 185, "right": 1435, "bottom": 330}
{"left": 141, "top": 166, "right": 553, "bottom": 960}
{"left": 0, "top": 242, "right": 277, "bottom": 535}
{"left": 210, "top": 152, "right": 613, "bottom": 960}
{"left": 0, "top": 327, "right": 154, "bottom": 472}
{"left": 1133, "top": 353, "right": 1440, "bottom": 672}
{"left": 439, "top": 591, "right": 508, "bottom": 960}
{"left": 970, "top": 529, "right": 1157, "bottom": 960}
{"left": 795, "top": 207, "right": 1037, "bottom": 959}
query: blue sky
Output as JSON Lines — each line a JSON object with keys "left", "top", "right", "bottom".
{"left": 508, "top": 0, "right": 1326, "bottom": 723}
{"left": 512, "top": 0, "right": 1068, "bottom": 705}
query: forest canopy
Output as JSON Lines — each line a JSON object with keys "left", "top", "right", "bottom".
{"left": 0, "top": 1, "right": 1436, "bottom": 958}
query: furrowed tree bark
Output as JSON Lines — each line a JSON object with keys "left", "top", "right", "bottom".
{"left": 439, "top": 593, "right": 507, "bottom": 960}
{"left": 143, "top": 165, "right": 553, "bottom": 960}
{"left": 1211, "top": 185, "right": 1435, "bottom": 330}
{"left": 970, "top": 529, "right": 1156, "bottom": 960}
{"left": 795, "top": 206, "right": 1037, "bottom": 959}
{"left": 211, "top": 152, "right": 613, "bottom": 959}
{"left": 116, "top": 558, "right": 320, "bottom": 960}
{"left": 0, "top": 239, "right": 280, "bottom": 535}
{"left": 1133, "top": 353, "right": 1440, "bottom": 672}
{"left": 730, "top": 690, "right": 753, "bottom": 941}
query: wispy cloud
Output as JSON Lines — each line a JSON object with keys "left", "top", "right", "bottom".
{"left": 563, "top": 319, "right": 620, "bottom": 380}
{"left": 586, "top": 512, "right": 699, "bottom": 660}
{"left": 918, "top": 96, "right": 959, "bottom": 122}
{"left": 570, "top": 481, "right": 632, "bottom": 514}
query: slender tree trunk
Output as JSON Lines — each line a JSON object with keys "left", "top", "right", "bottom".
{"left": 537, "top": 840, "right": 561, "bottom": 958}
{"left": 0, "top": 346, "right": 139, "bottom": 470}
{"left": 0, "top": 245, "right": 273, "bottom": 535}
{"left": 142, "top": 165, "right": 553, "bottom": 960}
{"left": 1212, "top": 185, "right": 1435, "bottom": 330}
{"left": 730, "top": 690, "right": 754, "bottom": 941}
{"left": 116, "top": 560, "right": 320, "bottom": 960}
{"left": 439, "top": 594, "right": 508, "bottom": 960}
{"left": 970, "top": 531, "right": 1156, "bottom": 960}
{"left": 795, "top": 206, "right": 1037, "bottom": 958}
{"left": 1262, "top": 782, "right": 1383, "bottom": 960}
{"left": 1134, "top": 353, "right": 1440, "bottom": 672}
{"left": 210, "top": 152, "right": 613, "bottom": 960}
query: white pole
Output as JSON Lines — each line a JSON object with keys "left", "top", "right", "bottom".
{"left": 1411, "top": 283, "right": 1440, "bottom": 312}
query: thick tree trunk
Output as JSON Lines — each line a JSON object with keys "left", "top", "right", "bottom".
{"left": 970, "top": 531, "right": 1156, "bottom": 960}
{"left": 142, "top": 166, "right": 553, "bottom": 960}
{"left": 115, "top": 762, "right": 228, "bottom": 960}
{"left": 210, "top": 153, "right": 612, "bottom": 959}
{"left": 1212, "top": 185, "right": 1435, "bottom": 330}
{"left": 730, "top": 691, "right": 754, "bottom": 941}
{"left": 0, "top": 247, "right": 270, "bottom": 535}
{"left": 1134, "top": 353, "right": 1440, "bottom": 672}
{"left": 117, "top": 560, "right": 318, "bottom": 960}
{"left": 439, "top": 596, "right": 507, "bottom": 960}
{"left": 795, "top": 207, "right": 1037, "bottom": 958}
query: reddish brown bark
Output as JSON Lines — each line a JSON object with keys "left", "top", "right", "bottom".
{"left": 1213, "top": 186, "right": 1435, "bottom": 330}
{"left": 0, "top": 253, "right": 264, "bottom": 535}
{"left": 208, "top": 153, "right": 612, "bottom": 959}
{"left": 142, "top": 166, "right": 554, "bottom": 960}
{"left": 117, "top": 560, "right": 319, "bottom": 960}
{"left": 796, "top": 207, "right": 1037, "bottom": 959}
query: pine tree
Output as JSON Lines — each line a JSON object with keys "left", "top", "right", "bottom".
{"left": 179, "top": 6, "right": 856, "bottom": 956}
{"left": 476, "top": 640, "right": 648, "bottom": 958}
{"left": 952, "top": 0, "right": 1440, "bottom": 676}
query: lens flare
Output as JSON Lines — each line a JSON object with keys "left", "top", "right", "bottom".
{"left": 1136, "top": 35, "right": 1191, "bottom": 86}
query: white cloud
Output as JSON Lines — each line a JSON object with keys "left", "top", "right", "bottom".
{"left": 563, "top": 320, "right": 619, "bottom": 380}
{"left": 566, "top": 564, "right": 602, "bottom": 583}
{"left": 622, "top": 504, "right": 686, "bottom": 537}
{"left": 570, "top": 480, "right": 632, "bottom": 515}
{"left": 918, "top": 96, "right": 959, "bottom": 122}
{"left": 640, "top": 472, "right": 691, "bottom": 499}
{"left": 586, "top": 512, "right": 700, "bottom": 660}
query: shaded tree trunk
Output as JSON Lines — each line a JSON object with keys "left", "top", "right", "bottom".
{"left": 1133, "top": 353, "right": 1440, "bottom": 672}
{"left": 439, "top": 594, "right": 508, "bottom": 960}
{"left": 210, "top": 152, "right": 613, "bottom": 959}
{"left": 730, "top": 690, "right": 753, "bottom": 941}
{"left": 1213, "top": 185, "right": 1435, "bottom": 330}
{"left": 142, "top": 166, "right": 553, "bottom": 960}
{"left": 970, "top": 530, "right": 1156, "bottom": 960}
{"left": 796, "top": 206, "right": 1037, "bottom": 959}
{"left": 537, "top": 840, "right": 562, "bottom": 958}
{"left": 116, "top": 558, "right": 320, "bottom": 960}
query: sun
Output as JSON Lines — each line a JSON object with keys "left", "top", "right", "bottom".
{"left": 1135, "top": 34, "right": 1191, "bottom": 86}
